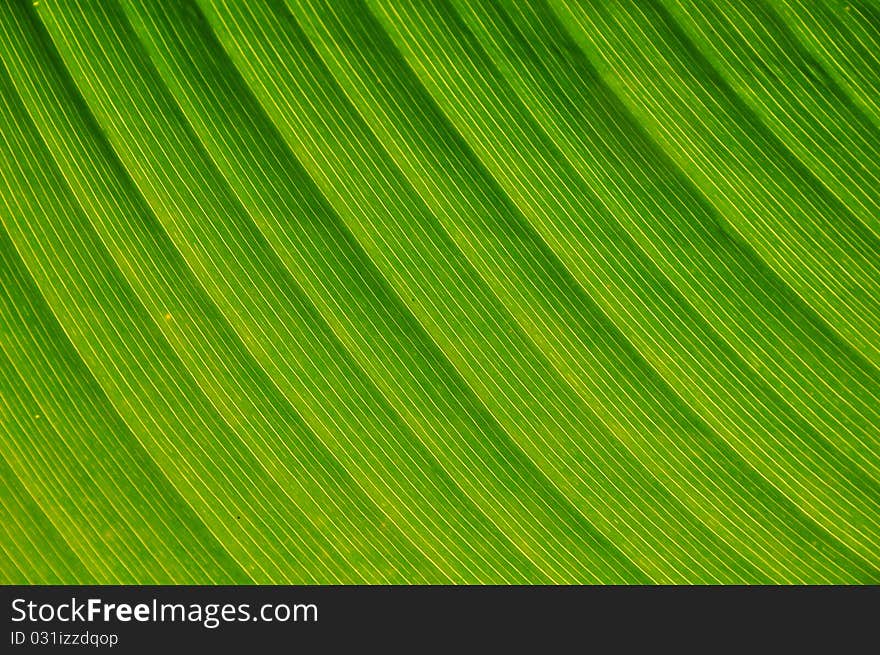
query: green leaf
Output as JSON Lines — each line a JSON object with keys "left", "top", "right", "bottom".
{"left": 1, "top": 0, "right": 878, "bottom": 584}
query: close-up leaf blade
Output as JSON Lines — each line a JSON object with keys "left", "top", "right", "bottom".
{"left": 1, "top": 0, "right": 878, "bottom": 584}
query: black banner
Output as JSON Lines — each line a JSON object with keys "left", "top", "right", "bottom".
{"left": 2, "top": 585, "right": 875, "bottom": 651}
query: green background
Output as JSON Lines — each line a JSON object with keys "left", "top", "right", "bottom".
{"left": 1, "top": 0, "right": 879, "bottom": 583}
